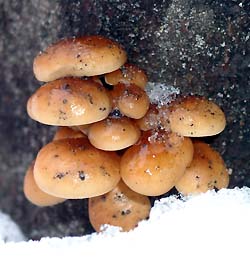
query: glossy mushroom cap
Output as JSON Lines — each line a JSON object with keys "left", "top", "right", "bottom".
{"left": 175, "top": 141, "right": 229, "bottom": 195}
{"left": 88, "top": 116, "right": 141, "bottom": 151}
{"left": 27, "top": 78, "right": 111, "bottom": 126}
{"left": 53, "top": 127, "right": 86, "bottom": 141}
{"left": 111, "top": 83, "right": 150, "bottom": 119}
{"left": 120, "top": 131, "right": 194, "bottom": 196}
{"left": 105, "top": 63, "right": 148, "bottom": 89}
{"left": 33, "top": 36, "right": 127, "bottom": 82}
{"left": 23, "top": 162, "right": 65, "bottom": 207}
{"left": 88, "top": 180, "right": 151, "bottom": 232}
{"left": 34, "top": 138, "right": 121, "bottom": 199}
{"left": 169, "top": 95, "right": 226, "bottom": 137}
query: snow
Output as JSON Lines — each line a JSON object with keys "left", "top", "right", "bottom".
{"left": 146, "top": 82, "right": 180, "bottom": 105}
{"left": 0, "top": 187, "right": 250, "bottom": 273}
{"left": 0, "top": 211, "right": 25, "bottom": 243}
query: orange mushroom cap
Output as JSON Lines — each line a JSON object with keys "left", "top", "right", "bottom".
{"left": 105, "top": 63, "right": 148, "bottom": 89}
{"left": 88, "top": 180, "right": 151, "bottom": 232}
{"left": 169, "top": 95, "right": 226, "bottom": 137}
{"left": 175, "top": 141, "right": 229, "bottom": 195}
{"left": 33, "top": 36, "right": 127, "bottom": 82}
{"left": 23, "top": 162, "right": 65, "bottom": 207}
{"left": 111, "top": 83, "right": 150, "bottom": 119}
{"left": 120, "top": 130, "right": 194, "bottom": 196}
{"left": 34, "top": 138, "right": 121, "bottom": 199}
{"left": 27, "top": 78, "right": 111, "bottom": 126}
{"left": 53, "top": 127, "right": 86, "bottom": 141}
{"left": 88, "top": 116, "right": 141, "bottom": 151}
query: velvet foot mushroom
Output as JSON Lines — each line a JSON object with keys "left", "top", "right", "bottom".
{"left": 33, "top": 36, "right": 127, "bottom": 82}
{"left": 24, "top": 162, "right": 65, "bottom": 207}
{"left": 25, "top": 34, "right": 231, "bottom": 236}
{"left": 88, "top": 116, "right": 141, "bottom": 151}
{"left": 53, "top": 126, "right": 86, "bottom": 141}
{"left": 169, "top": 95, "right": 226, "bottom": 137}
{"left": 33, "top": 138, "right": 121, "bottom": 199}
{"left": 105, "top": 63, "right": 148, "bottom": 89}
{"left": 120, "top": 130, "right": 194, "bottom": 196}
{"left": 175, "top": 141, "right": 229, "bottom": 195}
{"left": 88, "top": 180, "right": 151, "bottom": 232}
{"left": 27, "top": 78, "right": 111, "bottom": 126}
{"left": 111, "top": 83, "right": 150, "bottom": 119}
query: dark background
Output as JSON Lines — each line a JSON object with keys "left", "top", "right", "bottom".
{"left": 0, "top": 0, "right": 249, "bottom": 239}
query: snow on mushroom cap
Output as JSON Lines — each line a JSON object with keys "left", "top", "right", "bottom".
{"left": 120, "top": 131, "right": 194, "bottom": 196}
{"left": 33, "top": 36, "right": 127, "bottom": 82}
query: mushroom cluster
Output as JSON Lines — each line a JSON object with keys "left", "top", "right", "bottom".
{"left": 24, "top": 35, "right": 229, "bottom": 233}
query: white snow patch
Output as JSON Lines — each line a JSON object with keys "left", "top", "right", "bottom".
{"left": 0, "top": 187, "right": 250, "bottom": 272}
{"left": 0, "top": 211, "right": 25, "bottom": 243}
{"left": 146, "top": 82, "right": 180, "bottom": 105}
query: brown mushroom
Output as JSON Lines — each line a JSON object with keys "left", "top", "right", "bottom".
{"left": 88, "top": 116, "right": 141, "bottom": 151}
{"left": 23, "top": 162, "right": 65, "bottom": 207}
{"left": 120, "top": 130, "right": 194, "bottom": 196}
{"left": 53, "top": 127, "right": 86, "bottom": 141}
{"left": 105, "top": 63, "right": 148, "bottom": 89}
{"left": 27, "top": 78, "right": 111, "bottom": 126}
{"left": 169, "top": 95, "right": 226, "bottom": 137}
{"left": 88, "top": 180, "right": 151, "bottom": 232}
{"left": 175, "top": 141, "right": 229, "bottom": 195}
{"left": 33, "top": 36, "right": 127, "bottom": 82}
{"left": 111, "top": 83, "right": 150, "bottom": 119}
{"left": 33, "top": 138, "right": 121, "bottom": 199}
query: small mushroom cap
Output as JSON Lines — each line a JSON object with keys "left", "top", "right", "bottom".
{"left": 120, "top": 131, "right": 194, "bottom": 196}
{"left": 175, "top": 141, "right": 229, "bottom": 195}
{"left": 27, "top": 78, "right": 111, "bottom": 126}
{"left": 53, "top": 127, "right": 86, "bottom": 141}
{"left": 105, "top": 63, "right": 148, "bottom": 89}
{"left": 169, "top": 96, "right": 226, "bottom": 137}
{"left": 33, "top": 36, "right": 127, "bottom": 82}
{"left": 88, "top": 116, "right": 141, "bottom": 151}
{"left": 33, "top": 138, "right": 121, "bottom": 199}
{"left": 136, "top": 104, "right": 170, "bottom": 131}
{"left": 23, "top": 162, "right": 65, "bottom": 207}
{"left": 111, "top": 83, "right": 150, "bottom": 119}
{"left": 88, "top": 180, "right": 151, "bottom": 232}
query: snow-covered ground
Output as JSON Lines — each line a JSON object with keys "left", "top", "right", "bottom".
{"left": 0, "top": 187, "right": 250, "bottom": 273}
